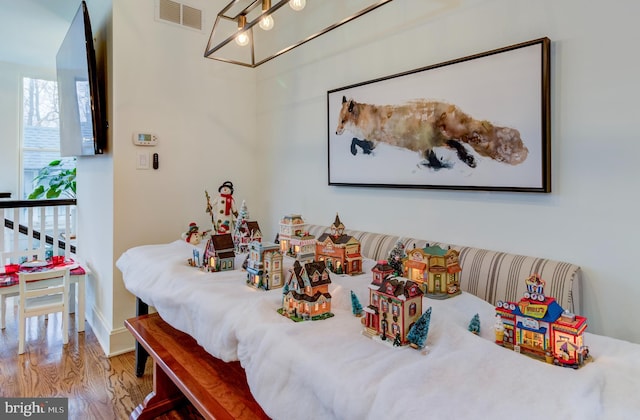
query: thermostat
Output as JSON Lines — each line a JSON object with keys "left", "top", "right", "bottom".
{"left": 132, "top": 132, "right": 158, "bottom": 146}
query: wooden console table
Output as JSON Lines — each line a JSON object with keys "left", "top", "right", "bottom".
{"left": 125, "top": 313, "right": 269, "bottom": 420}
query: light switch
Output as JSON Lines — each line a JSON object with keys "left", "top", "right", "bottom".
{"left": 137, "top": 151, "right": 150, "bottom": 170}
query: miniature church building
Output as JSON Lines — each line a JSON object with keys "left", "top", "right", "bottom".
{"left": 403, "top": 244, "right": 462, "bottom": 299}
{"left": 495, "top": 274, "right": 589, "bottom": 368}
{"left": 202, "top": 233, "right": 236, "bottom": 272}
{"left": 363, "top": 263, "right": 423, "bottom": 344}
{"left": 246, "top": 241, "right": 284, "bottom": 290}
{"left": 315, "top": 214, "right": 363, "bottom": 275}
{"left": 280, "top": 260, "right": 332, "bottom": 321}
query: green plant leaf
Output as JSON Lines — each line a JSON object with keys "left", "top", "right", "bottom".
{"left": 28, "top": 185, "right": 45, "bottom": 199}
{"left": 28, "top": 157, "right": 77, "bottom": 200}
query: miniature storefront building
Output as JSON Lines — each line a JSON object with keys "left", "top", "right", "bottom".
{"left": 363, "top": 262, "right": 423, "bottom": 344}
{"left": 202, "top": 233, "right": 236, "bottom": 272}
{"left": 289, "top": 232, "right": 316, "bottom": 263}
{"left": 280, "top": 260, "right": 332, "bottom": 321}
{"left": 279, "top": 214, "right": 307, "bottom": 256}
{"left": 246, "top": 241, "right": 283, "bottom": 290}
{"left": 403, "top": 245, "right": 462, "bottom": 299}
{"left": 495, "top": 274, "right": 589, "bottom": 368}
{"left": 315, "top": 214, "right": 363, "bottom": 275}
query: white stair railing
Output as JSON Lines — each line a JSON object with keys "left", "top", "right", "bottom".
{"left": 1, "top": 199, "right": 77, "bottom": 262}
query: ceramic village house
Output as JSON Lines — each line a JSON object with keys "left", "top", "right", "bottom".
{"left": 403, "top": 244, "right": 462, "bottom": 299}
{"left": 202, "top": 233, "right": 236, "bottom": 272}
{"left": 235, "top": 219, "right": 262, "bottom": 253}
{"left": 246, "top": 241, "right": 284, "bottom": 290}
{"left": 315, "top": 214, "right": 362, "bottom": 275}
{"left": 495, "top": 274, "right": 589, "bottom": 367}
{"left": 281, "top": 260, "right": 332, "bottom": 321}
{"left": 278, "top": 214, "right": 307, "bottom": 256}
{"left": 363, "top": 261, "right": 423, "bottom": 344}
{"left": 289, "top": 232, "right": 316, "bottom": 263}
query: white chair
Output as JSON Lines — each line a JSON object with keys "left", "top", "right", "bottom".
{"left": 1, "top": 249, "right": 45, "bottom": 330}
{"left": 18, "top": 267, "right": 70, "bottom": 355}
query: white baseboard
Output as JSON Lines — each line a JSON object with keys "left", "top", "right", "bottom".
{"left": 86, "top": 304, "right": 135, "bottom": 357}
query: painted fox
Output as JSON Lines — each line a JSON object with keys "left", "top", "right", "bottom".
{"left": 335, "top": 96, "right": 528, "bottom": 168}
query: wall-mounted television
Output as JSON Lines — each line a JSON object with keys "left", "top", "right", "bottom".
{"left": 56, "top": 1, "right": 106, "bottom": 156}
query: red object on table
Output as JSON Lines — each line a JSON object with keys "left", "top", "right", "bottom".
{"left": 4, "top": 264, "right": 19, "bottom": 274}
{"left": 51, "top": 255, "right": 65, "bottom": 265}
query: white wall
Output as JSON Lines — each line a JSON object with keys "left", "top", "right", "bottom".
{"left": 104, "top": 0, "right": 258, "bottom": 354}
{"left": 255, "top": 0, "right": 640, "bottom": 344}
{"left": 0, "top": 61, "right": 21, "bottom": 195}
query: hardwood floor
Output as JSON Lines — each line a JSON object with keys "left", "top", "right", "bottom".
{"left": 0, "top": 296, "right": 203, "bottom": 419}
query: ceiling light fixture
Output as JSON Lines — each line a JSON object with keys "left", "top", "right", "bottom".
{"left": 235, "top": 14, "right": 250, "bottom": 46}
{"left": 259, "top": 0, "right": 275, "bottom": 31}
{"left": 205, "top": 0, "right": 395, "bottom": 68}
{"left": 288, "top": 0, "right": 306, "bottom": 12}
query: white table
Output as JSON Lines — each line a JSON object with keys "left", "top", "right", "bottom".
{"left": 118, "top": 240, "right": 640, "bottom": 420}
{"left": 0, "top": 268, "right": 85, "bottom": 332}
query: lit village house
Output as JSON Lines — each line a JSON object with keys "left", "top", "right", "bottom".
{"left": 495, "top": 274, "right": 590, "bottom": 368}
{"left": 202, "top": 233, "right": 236, "bottom": 272}
{"left": 280, "top": 260, "right": 333, "bottom": 321}
{"left": 403, "top": 244, "right": 462, "bottom": 299}
{"left": 245, "top": 241, "right": 284, "bottom": 290}
{"left": 362, "top": 260, "right": 423, "bottom": 344}
{"left": 278, "top": 214, "right": 307, "bottom": 257}
{"left": 315, "top": 214, "right": 363, "bottom": 275}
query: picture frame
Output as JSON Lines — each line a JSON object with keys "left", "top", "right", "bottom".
{"left": 327, "top": 38, "right": 551, "bottom": 193}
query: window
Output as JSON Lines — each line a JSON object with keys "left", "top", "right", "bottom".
{"left": 21, "top": 78, "right": 58, "bottom": 198}
{"left": 409, "top": 303, "right": 417, "bottom": 316}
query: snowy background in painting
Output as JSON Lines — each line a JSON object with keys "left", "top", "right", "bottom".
{"left": 328, "top": 42, "right": 544, "bottom": 189}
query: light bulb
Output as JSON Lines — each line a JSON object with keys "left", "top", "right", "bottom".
{"left": 259, "top": 15, "right": 274, "bottom": 31}
{"left": 289, "top": 0, "right": 306, "bottom": 12}
{"left": 235, "top": 32, "right": 250, "bottom": 46}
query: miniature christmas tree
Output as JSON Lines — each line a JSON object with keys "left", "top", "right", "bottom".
{"left": 393, "top": 332, "right": 402, "bottom": 347}
{"left": 407, "top": 307, "right": 432, "bottom": 349}
{"left": 233, "top": 200, "right": 250, "bottom": 252}
{"left": 388, "top": 240, "right": 406, "bottom": 275}
{"left": 350, "top": 291, "right": 363, "bottom": 317}
{"left": 468, "top": 313, "right": 481, "bottom": 335}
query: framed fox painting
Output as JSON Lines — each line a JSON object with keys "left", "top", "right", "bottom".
{"left": 327, "top": 38, "right": 551, "bottom": 193}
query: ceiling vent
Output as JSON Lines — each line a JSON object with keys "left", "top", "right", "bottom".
{"left": 156, "top": 0, "right": 203, "bottom": 32}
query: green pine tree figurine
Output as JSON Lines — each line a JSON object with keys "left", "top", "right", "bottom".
{"left": 468, "top": 313, "right": 481, "bottom": 335}
{"left": 407, "top": 307, "right": 432, "bottom": 349}
{"left": 350, "top": 290, "right": 363, "bottom": 317}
